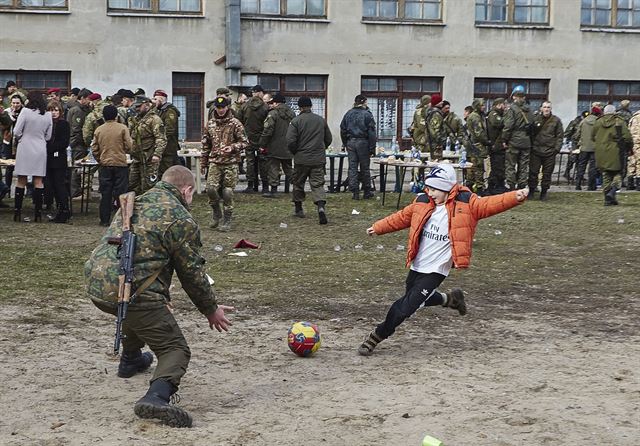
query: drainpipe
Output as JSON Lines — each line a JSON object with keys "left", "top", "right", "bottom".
{"left": 225, "top": 0, "right": 241, "bottom": 87}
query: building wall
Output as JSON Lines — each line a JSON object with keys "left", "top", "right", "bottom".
{"left": 0, "top": 0, "right": 635, "bottom": 139}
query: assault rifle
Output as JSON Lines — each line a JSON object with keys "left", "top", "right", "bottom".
{"left": 108, "top": 192, "right": 137, "bottom": 355}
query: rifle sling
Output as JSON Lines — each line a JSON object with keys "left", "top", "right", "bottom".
{"left": 130, "top": 269, "right": 162, "bottom": 302}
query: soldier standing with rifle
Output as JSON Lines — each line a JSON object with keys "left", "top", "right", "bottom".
{"left": 128, "top": 96, "right": 167, "bottom": 195}
{"left": 85, "top": 166, "right": 234, "bottom": 428}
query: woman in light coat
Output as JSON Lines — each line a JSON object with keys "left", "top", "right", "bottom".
{"left": 13, "top": 92, "right": 52, "bottom": 222}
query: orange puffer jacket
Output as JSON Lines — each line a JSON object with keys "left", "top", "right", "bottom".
{"left": 372, "top": 185, "right": 522, "bottom": 269}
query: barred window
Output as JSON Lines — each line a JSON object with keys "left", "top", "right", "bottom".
{"left": 581, "top": 0, "right": 640, "bottom": 28}
{"left": 241, "top": 0, "right": 326, "bottom": 17}
{"left": 363, "top": 0, "right": 442, "bottom": 21}
{"left": 0, "top": 70, "right": 70, "bottom": 96}
{"left": 172, "top": 72, "right": 204, "bottom": 141}
{"left": 241, "top": 74, "right": 328, "bottom": 117}
{"left": 474, "top": 77, "right": 549, "bottom": 110}
{"left": 476, "top": 0, "right": 549, "bottom": 25}
{"left": 578, "top": 80, "right": 640, "bottom": 113}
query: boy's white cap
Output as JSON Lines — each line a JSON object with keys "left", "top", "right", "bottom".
{"left": 425, "top": 164, "right": 457, "bottom": 192}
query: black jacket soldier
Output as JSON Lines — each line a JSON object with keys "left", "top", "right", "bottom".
{"left": 85, "top": 166, "right": 234, "bottom": 428}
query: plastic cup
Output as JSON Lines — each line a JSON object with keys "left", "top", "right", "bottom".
{"left": 422, "top": 435, "right": 443, "bottom": 446}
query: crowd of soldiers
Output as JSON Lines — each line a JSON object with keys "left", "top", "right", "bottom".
{"left": 407, "top": 86, "right": 635, "bottom": 204}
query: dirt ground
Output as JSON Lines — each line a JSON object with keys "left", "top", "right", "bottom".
{"left": 0, "top": 289, "right": 637, "bottom": 446}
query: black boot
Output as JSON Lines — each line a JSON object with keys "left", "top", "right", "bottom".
{"left": 54, "top": 208, "right": 70, "bottom": 224}
{"left": 134, "top": 379, "right": 193, "bottom": 428}
{"left": 262, "top": 185, "right": 277, "bottom": 198}
{"left": 284, "top": 177, "right": 290, "bottom": 194}
{"left": 13, "top": 186, "right": 25, "bottom": 222}
{"left": 605, "top": 187, "right": 618, "bottom": 205}
{"left": 317, "top": 200, "right": 328, "bottom": 225}
{"left": 575, "top": 179, "right": 582, "bottom": 191}
{"left": 352, "top": 191, "right": 360, "bottom": 200}
{"left": 118, "top": 350, "right": 154, "bottom": 378}
{"left": 293, "top": 201, "right": 305, "bottom": 218}
{"left": 243, "top": 182, "right": 255, "bottom": 193}
{"left": 627, "top": 176, "right": 636, "bottom": 190}
{"left": 363, "top": 190, "right": 375, "bottom": 200}
{"left": 33, "top": 188, "right": 44, "bottom": 222}
{"left": 539, "top": 189, "right": 548, "bottom": 201}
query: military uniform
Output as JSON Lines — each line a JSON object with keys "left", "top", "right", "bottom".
{"left": 258, "top": 102, "right": 295, "bottom": 193}
{"left": 238, "top": 96, "right": 269, "bottom": 192}
{"left": 409, "top": 95, "right": 431, "bottom": 152}
{"left": 502, "top": 100, "right": 534, "bottom": 189}
{"left": 155, "top": 102, "right": 181, "bottom": 179}
{"left": 67, "top": 103, "right": 93, "bottom": 196}
{"left": 563, "top": 114, "right": 584, "bottom": 182}
{"left": 465, "top": 99, "right": 490, "bottom": 194}
{"left": 85, "top": 180, "right": 217, "bottom": 424}
{"left": 128, "top": 109, "right": 167, "bottom": 195}
{"left": 201, "top": 109, "right": 248, "bottom": 230}
{"left": 593, "top": 113, "right": 632, "bottom": 203}
{"left": 487, "top": 102, "right": 506, "bottom": 193}
{"left": 425, "top": 107, "right": 447, "bottom": 160}
{"left": 529, "top": 113, "right": 563, "bottom": 197}
{"left": 627, "top": 111, "right": 640, "bottom": 189}
{"left": 574, "top": 114, "right": 598, "bottom": 190}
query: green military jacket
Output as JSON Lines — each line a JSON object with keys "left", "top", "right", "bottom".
{"left": 83, "top": 100, "right": 109, "bottom": 147}
{"left": 532, "top": 114, "right": 564, "bottom": 156}
{"left": 201, "top": 110, "right": 248, "bottom": 165}
{"left": 502, "top": 101, "right": 534, "bottom": 150}
{"left": 67, "top": 103, "right": 92, "bottom": 148}
{"left": 84, "top": 181, "right": 218, "bottom": 316}
{"left": 409, "top": 96, "right": 431, "bottom": 146}
{"left": 156, "top": 102, "right": 181, "bottom": 157}
{"left": 592, "top": 114, "right": 632, "bottom": 172}
{"left": 466, "top": 104, "right": 489, "bottom": 156}
{"left": 258, "top": 103, "right": 295, "bottom": 159}
{"left": 575, "top": 114, "right": 597, "bottom": 153}
{"left": 129, "top": 109, "right": 167, "bottom": 161}
{"left": 564, "top": 115, "right": 583, "bottom": 148}
{"left": 239, "top": 96, "right": 269, "bottom": 146}
{"left": 286, "top": 109, "right": 333, "bottom": 165}
{"left": 425, "top": 107, "right": 446, "bottom": 151}
{"left": 487, "top": 107, "right": 505, "bottom": 150}
{"left": 443, "top": 111, "right": 467, "bottom": 148}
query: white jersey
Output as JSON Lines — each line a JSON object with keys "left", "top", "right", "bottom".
{"left": 410, "top": 204, "right": 453, "bottom": 276}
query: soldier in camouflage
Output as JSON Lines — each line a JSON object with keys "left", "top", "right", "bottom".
{"left": 85, "top": 166, "right": 234, "bottom": 428}
{"left": 502, "top": 85, "right": 534, "bottom": 189}
{"left": 238, "top": 85, "right": 269, "bottom": 193}
{"left": 82, "top": 94, "right": 108, "bottom": 147}
{"left": 409, "top": 95, "right": 430, "bottom": 153}
{"left": 128, "top": 97, "right": 167, "bottom": 195}
{"left": 117, "top": 89, "right": 136, "bottom": 127}
{"left": 627, "top": 108, "right": 640, "bottom": 190}
{"left": 152, "top": 89, "right": 181, "bottom": 179}
{"left": 201, "top": 96, "right": 249, "bottom": 231}
{"left": 67, "top": 89, "right": 93, "bottom": 197}
{"left": 441, "top": 101, "right": 467, "bottom": 150}
{"left": 486, "top": 98, "right": 507, "bottom": 194}
{"left": 529, "top": 101, "right": 564, "bottom": 201}
{"left": 617, "top": 100, "right": 632, "bottom": 125}
{"left": 562, "top": 111, "right": 588, "bottom": 183}
{"left": 425, "top": 94, "right": 447, "bottom": 160}
{"left": 465, "top": 98, "right": 490, "bottom": 195}
{"left": 258, "top": 93, "right": 295, "bottom": 198}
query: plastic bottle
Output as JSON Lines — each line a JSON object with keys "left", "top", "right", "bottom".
{"left": 66, "top": 146, "right": 73, "bottom": 167}
{"left": 391, "top": 137, "right": 399, "bottom": 155}
{"left": 459, "top": 148, "right": 467, "bottom": 166}
{"left": 445, "top": 136, "right": 451, "bottom": 152}
{"left": 454, "top": 140, "right": 460, "bottom": 153}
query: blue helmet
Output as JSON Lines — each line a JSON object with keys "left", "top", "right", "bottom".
{"left": 511, "top": 85, "right": 526, "bottom": 96}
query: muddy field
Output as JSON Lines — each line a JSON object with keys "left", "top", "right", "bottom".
{"left": 0, "top": 191, "right": 638, "bottom": 445}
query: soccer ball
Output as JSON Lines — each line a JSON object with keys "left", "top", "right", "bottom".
{"left": 287, "top": 321, "right": 321, "bottom": 357}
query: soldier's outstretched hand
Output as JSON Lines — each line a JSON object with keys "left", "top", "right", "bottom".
{"left": 207, "top": 305, "right": 235, "bottom": 332}
{"left": 515, "top": 187, "right": 529, "bottom": 202}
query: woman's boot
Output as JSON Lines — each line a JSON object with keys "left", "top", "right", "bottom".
{"left": 13, "top": 186, "right": 24, "bottom": 222}
{"left": 33, "top": 187, "right": 44, "bottom": 222}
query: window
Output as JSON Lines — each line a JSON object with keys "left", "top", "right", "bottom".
{"left": 241, "top": 74, "right": 328, "bottom": 117}
{"left": 172, "top": 72, "right": 204, "bottom": 141}
{"left": 240, "top": 0, "right": 326, "bottom": 17}
{"left": 108, "top": 0, "right": 202, "bottom": 14}
{"left": 474, "top": 77, "right": 549, "bottom": 110}
{"left": 362, "top": 0, "right": 442, "bottom": 21}
{"left": 578, "top": 80, "right": 640, "bottom": 112}
{"left": 0, "top": 0, "right": 67, "bottom": 10}
{"left": 581, "top": 0, "right": 640, "bottom": 28}
{"left": 361, "top": 76, "right": 442, "bottom": 149}
{"left": 0, "top": 70, "right": 70, "bottom": 96}
{"left": 475, "top": 0, "right": 549, "bottom": 25}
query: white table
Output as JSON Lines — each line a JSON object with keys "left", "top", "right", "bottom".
{"left": 178, "top": 150, "right": 204, "bottom": 193}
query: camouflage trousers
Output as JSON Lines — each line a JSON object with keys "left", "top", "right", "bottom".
{"left": 291, "top": 163, "right": 326, "bottom": 204}
{"left": 266, "top": 157, "right": 293, "bottom": 187}
{"left": 505, "top": 145, "right": 531, "bottom": 189}
{"left": 528, "top": 152, "right": 557, "bottom": 192}
{"left": 602, "top": 170, "right": 621, "bottom": 194}
{"left": 206, "top": 163, "right": 238, "bottom": 212}
{"left": 628, "top": 145, "right": 640, "bottom": 178}
{"left": 245, "top": 147, "right": 268, "bottom": 185}
{"left": 128, "top": 159, "right": 159, "bottom": 196}
{"left": 466, "top": 154, "right": 487, "bottom": 193}
{"left": 428, "top": 145, "right": 443, "bottom": 161}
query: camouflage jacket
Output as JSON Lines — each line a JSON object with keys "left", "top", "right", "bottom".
{"left": 487, "top": 107, "right": 505, "bottom": 148}
{"left": 258, "top": 103, "right": 295, "bottom": 159}
{"left": 410, "top": 105, "right": 427, "bottom": 146}
{"left": 502, "top": 101, "right": 534, "bottom": 149}
{"left": 201, "top": 110, "right": 248, "bottom": 165}
{"left": 156, "top": 102, "right": 181, "bottom": 157}
{"left": 532, "top": 114, "right": 564, "bottom": 156}
{"left": 128, "top": 109, "right": 167, "bottom": 161}
{"left": 564, "top": 115, "right": 583, "bottom": 148}
{"left": 442, "top": 111, "right": 469, "bottom": 148}
{"left": 118, "top": 105, "right": 135, "bottom": 127}
{"left": 425, "top": 107, "right": 447, "bottom": 150}
{"left": 629, "top": 111, "right": 640, "bottom": 150}
{"left": 466, "top": 109, "right": 490, "bottom": 155}
{"left": 67, "top": 103, "right": 91, "bottom": 148}
{"left": 84, "top": 181, "right": 218, "bottom": 316}
{"left": 617, "top": 108, "right": 632, "bottom": 125}
{"left": 83, "top": 100, "right": 110, "bottom": 147}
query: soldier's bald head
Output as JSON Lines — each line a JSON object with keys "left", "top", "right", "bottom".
{"left": 162, "top": 166, "right": 195, "bottom": 190}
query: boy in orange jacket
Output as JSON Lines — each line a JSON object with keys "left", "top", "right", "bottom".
{"left": 358, "top": 164, "right": 529, "bottom": 356}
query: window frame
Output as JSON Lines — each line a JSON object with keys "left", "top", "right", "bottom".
{"left": 240, "top": 0, "right": 327, "bottom": 18}
{"left": 473, "top": 77, "right": 550, "bottom": 110}
{"left": 475, "top": 0, "right": 550, "bottom": 26}
{"left": 0, "top": 0, "right": 68, "bottom": 12}
{"left": 581, "top": 0, "right": 640, "bottom": 29}
{"left": 577, "top": 79, "right": 640, "bottom": 112}
{"left": 107, "top": 0, "right": 203, "bottom": 16}
{"left": 240, "top": 73, "right": 328, "bottom": 118}
{"left": 0, "top": 70, "right": 70, "bottom": 97}
{"left": 361, "top": 76, "right": 443, "bottom": 149}
{"left": 362, "top": 0, "right": 443, "bottom": 22}
{"left": 172, "top": 72, "right": 204, "bottom": 142}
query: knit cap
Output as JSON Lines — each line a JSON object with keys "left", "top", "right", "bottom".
{"left": 425, "top": 164, "right": 457, "bottom": 192}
